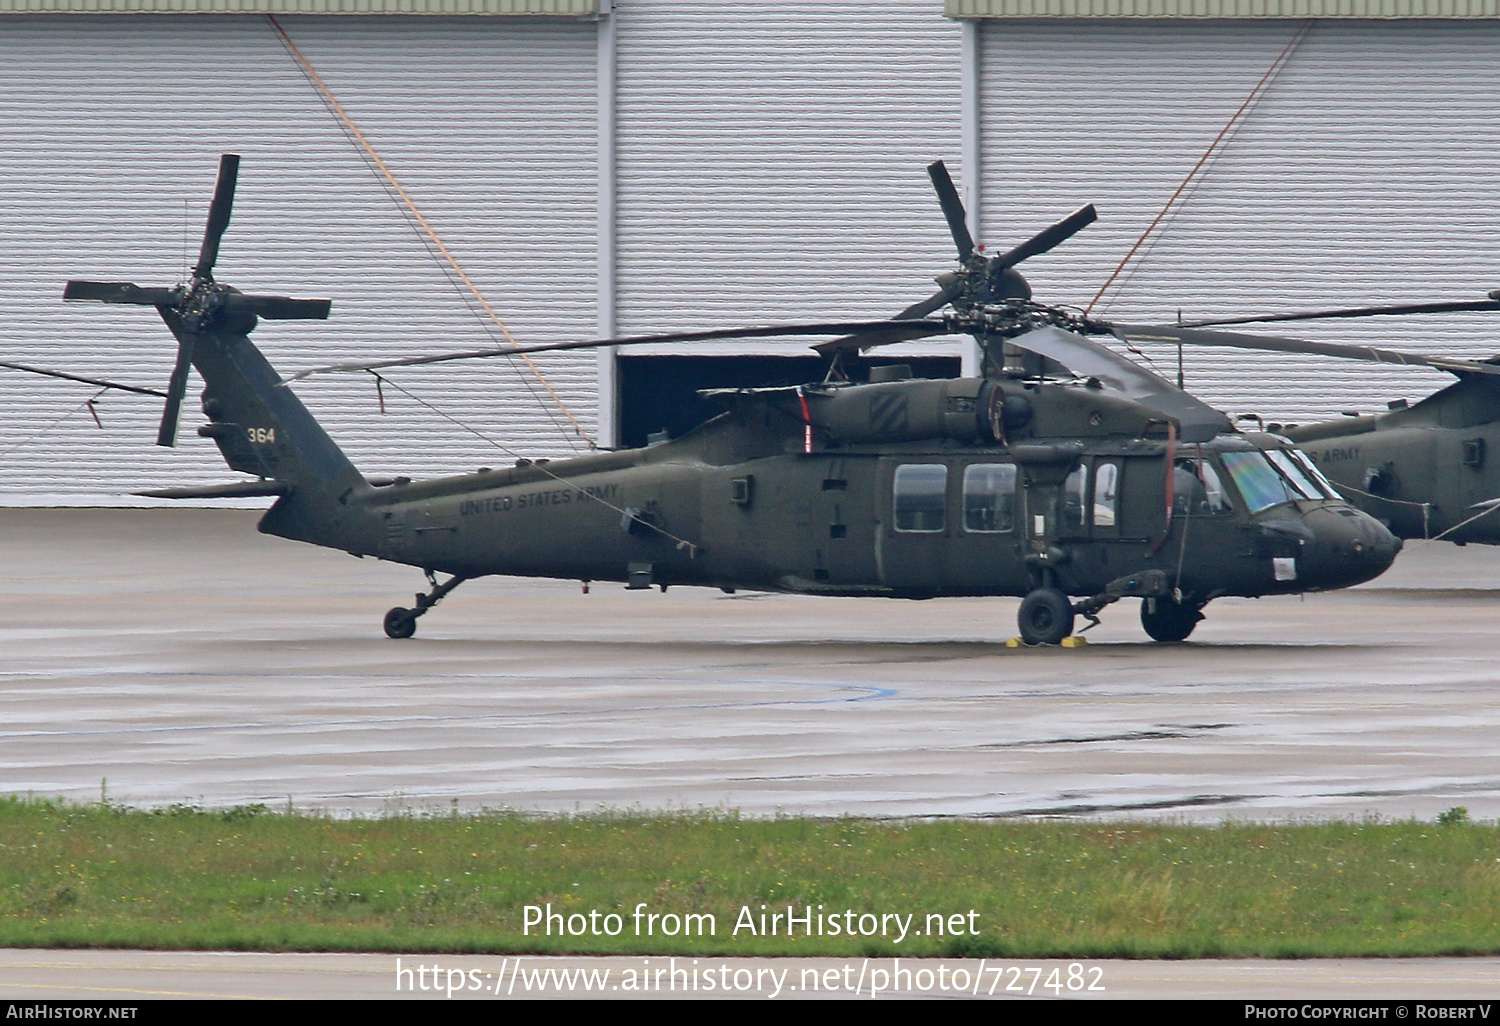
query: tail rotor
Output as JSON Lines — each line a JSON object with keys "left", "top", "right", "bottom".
{"left": 63, "top": 154, "right": 332, "bottom": 447}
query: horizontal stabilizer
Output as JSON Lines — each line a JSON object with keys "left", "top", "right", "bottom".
{"left": 134, "top": 480, "right": 292, "bottom": 500}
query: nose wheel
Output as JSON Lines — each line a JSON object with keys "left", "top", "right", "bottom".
{"left": 383, "top": 571, "right": 467, "bottom": 639}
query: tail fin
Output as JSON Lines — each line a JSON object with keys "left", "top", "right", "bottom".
{"left": 193, "top": 327, "right": 364, "bottom": 495}
{"left": 189, "top": 322, "right": 370, "bottom": 547}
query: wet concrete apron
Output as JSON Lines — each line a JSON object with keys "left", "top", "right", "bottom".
{"left": 3, "top": 508, "right": 1498, "bottom": 821}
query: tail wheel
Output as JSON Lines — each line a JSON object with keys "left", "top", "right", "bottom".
{"left": 384, "top": 607, "right": 417, "bottom": 639}
{"left": 1140, "top": 596, "right": 1203, "bottom": 642}
{"left": 1018, "top": 587, "right": 1075, "bottom": 646}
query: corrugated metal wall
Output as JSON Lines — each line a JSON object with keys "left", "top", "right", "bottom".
{"left": 950, "top": 0, "right": 1500, "bottom": 16}
{"left": 10, "top": 7, "right": 1500, "bottom": 500}
{"left": 0, "top": 14, "right": 598, "bottom": 499}
{"left": 613, "top": 0, "right": 966, "bottom": 353}
{"left": 0, "top": 0, "right": 600, "bottom": 13}
{"left": 979, "top": 19, "right": 1500, "bottom": 426}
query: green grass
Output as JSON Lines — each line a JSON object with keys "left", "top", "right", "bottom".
{"left": 2, "top": 796, "right": 1498, "bottom": 957}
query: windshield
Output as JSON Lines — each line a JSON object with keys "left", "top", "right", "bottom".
{"left": 1220, "top": 450, "right": 1304, "bottom": 513}
{"left": 1286, "top": 448, "right": 1342, "bottom": 499}
{"left": 1265, "top": 450, "right": 1326, "bottom": 501}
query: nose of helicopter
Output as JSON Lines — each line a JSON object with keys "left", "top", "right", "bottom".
{"left": 1296, "top": 504, "right": 1402, "bottom": 589}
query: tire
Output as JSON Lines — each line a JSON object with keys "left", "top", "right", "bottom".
{"left": 1017, "top": 588, "right": 1075, "bottom": 646}
{"left": 1140, "top": 596, "right": 1202, "bottom": 642}
{"left": 384, "top": 607, "right": 417, "bottom": 639}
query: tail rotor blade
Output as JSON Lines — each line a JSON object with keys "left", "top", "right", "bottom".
{"left": 193, "top": 153, "right": 241, "bottom": 281}
{"left": 927, "top": 161, "right": 975, "bottom": 262}
{"left": 227, "top": 294, "right": 332, "bottom": 320}
{"left": 156, "top": 335, "right": 198, "bottom": 447}
{"left": 991, "top": 204, "right": 1098, "bottom": 271}
{"left": 64, "top": 280, "right": 177, "bottom": 306}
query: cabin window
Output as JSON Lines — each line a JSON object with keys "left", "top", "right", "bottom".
{"left": 1093, "top": 462, "right": 1120, "bottom": 528}
{"left": 962, "top": 463, "right": 1016, "bottom": 533}
{"left": 893, "top": 464, "right": 947, "bottom": 532}
{"left": 1220, "top": 451, "right": 1301, "bottom": 513}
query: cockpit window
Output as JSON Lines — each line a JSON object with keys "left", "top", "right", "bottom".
{"left": 1174, "top": 456, "right": 1233, "bottom": 516}
{"left": 1061, "top": 465, "right": 1087, "bottom": 531}
{"left": 1220, "top": 450, "right": 1301, "bottom": 513}
{"left": 1286, "top": 449, "right": 1342, "bottom": 499}
{"left": 1093, "top": 462, "right": 1119, "bottom": 527}
{"left": 1265, "top": 449, "right": 1327, "bottom": 501}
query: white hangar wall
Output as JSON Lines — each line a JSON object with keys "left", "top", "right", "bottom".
{"left": 4, "top": 4, "right": 1500, "bottom": 500}
{"left": 0, "top": 0, "right": 969, "bottom": 502}
{"left": 611, "top": 0, "right": 964, "bottom": 340}
{"left": 973, "top": 17, "right": 1500, "bottom": 426}
{"left": 0, "top": 13, "right": 602, "bottom": 499}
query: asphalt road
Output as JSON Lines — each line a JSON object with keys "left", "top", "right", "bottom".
{"left": 4, "top": 949, "right": 1500, "bottom": 1000}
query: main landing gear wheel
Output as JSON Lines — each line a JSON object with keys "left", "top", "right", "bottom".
{"left": 1018, "top": 587, "right": 1075, "bottom": 646}
{"left": 381, "top": 573, "right": 469, "bottom": 639}
{"left": 1140, "top": 596, "right": 1203, "bottom": 642}
{"left": 384, "top": 607, "right": 417, "bottom": 639}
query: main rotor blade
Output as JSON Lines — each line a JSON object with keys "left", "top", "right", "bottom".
{"left": 194, "top": 153, "right": 241, "bottom": 281}
{"left": 811, "top": 288, "right": 959, "bottom": 354}
{"left": 990, "top": 205, "right": 1098, "bottom": 271}
{"left": 1010, "top": 325, "right": 1231, "bottom": 442}
{"left": 63, "top": 281, "right": 177, "bottom": 306}
{"left": 927, "top": 160, "right": 975, "bottom": 262}
{"left": 895, "top": 287, "right": 955, "bottom": 321}
{"left": 0, "top": 360, "right": 167, "bottom": 398}
{"left": 156, "top": 334, "right": 198, "bottom": 447}
{"left": 225, "top": 294, "right": 332, "bottom": 320}
{"left": 1183, "top": 297, "right": 1500, "bottom": 328}
{"left": 1109, "top": 322, "right": 1500, "bottom": 379}
{"left": 286, "top": 319, "right": 953, "bottom": 381}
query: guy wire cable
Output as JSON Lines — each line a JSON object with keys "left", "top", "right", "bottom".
{"left": 266, "top": 14, "right": 593, "bottom": 450}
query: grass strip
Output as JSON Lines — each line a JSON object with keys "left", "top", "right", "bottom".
{"left": 1, "top": 796, "right": 1497, "bottom": 957}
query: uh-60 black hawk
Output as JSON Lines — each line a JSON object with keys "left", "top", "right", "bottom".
{"left": 47, "top": 154, "right": 1402, "bottom": 646}
{"left": 1101, "top": 304, "right": 1500, "bottom": 549}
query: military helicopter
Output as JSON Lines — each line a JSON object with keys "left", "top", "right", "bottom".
{"left": 34, "top": 154, "right": 1403, "bottom": 646}
{"left": 1105, "top": 311, "right": 1500, "bottom": 547}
